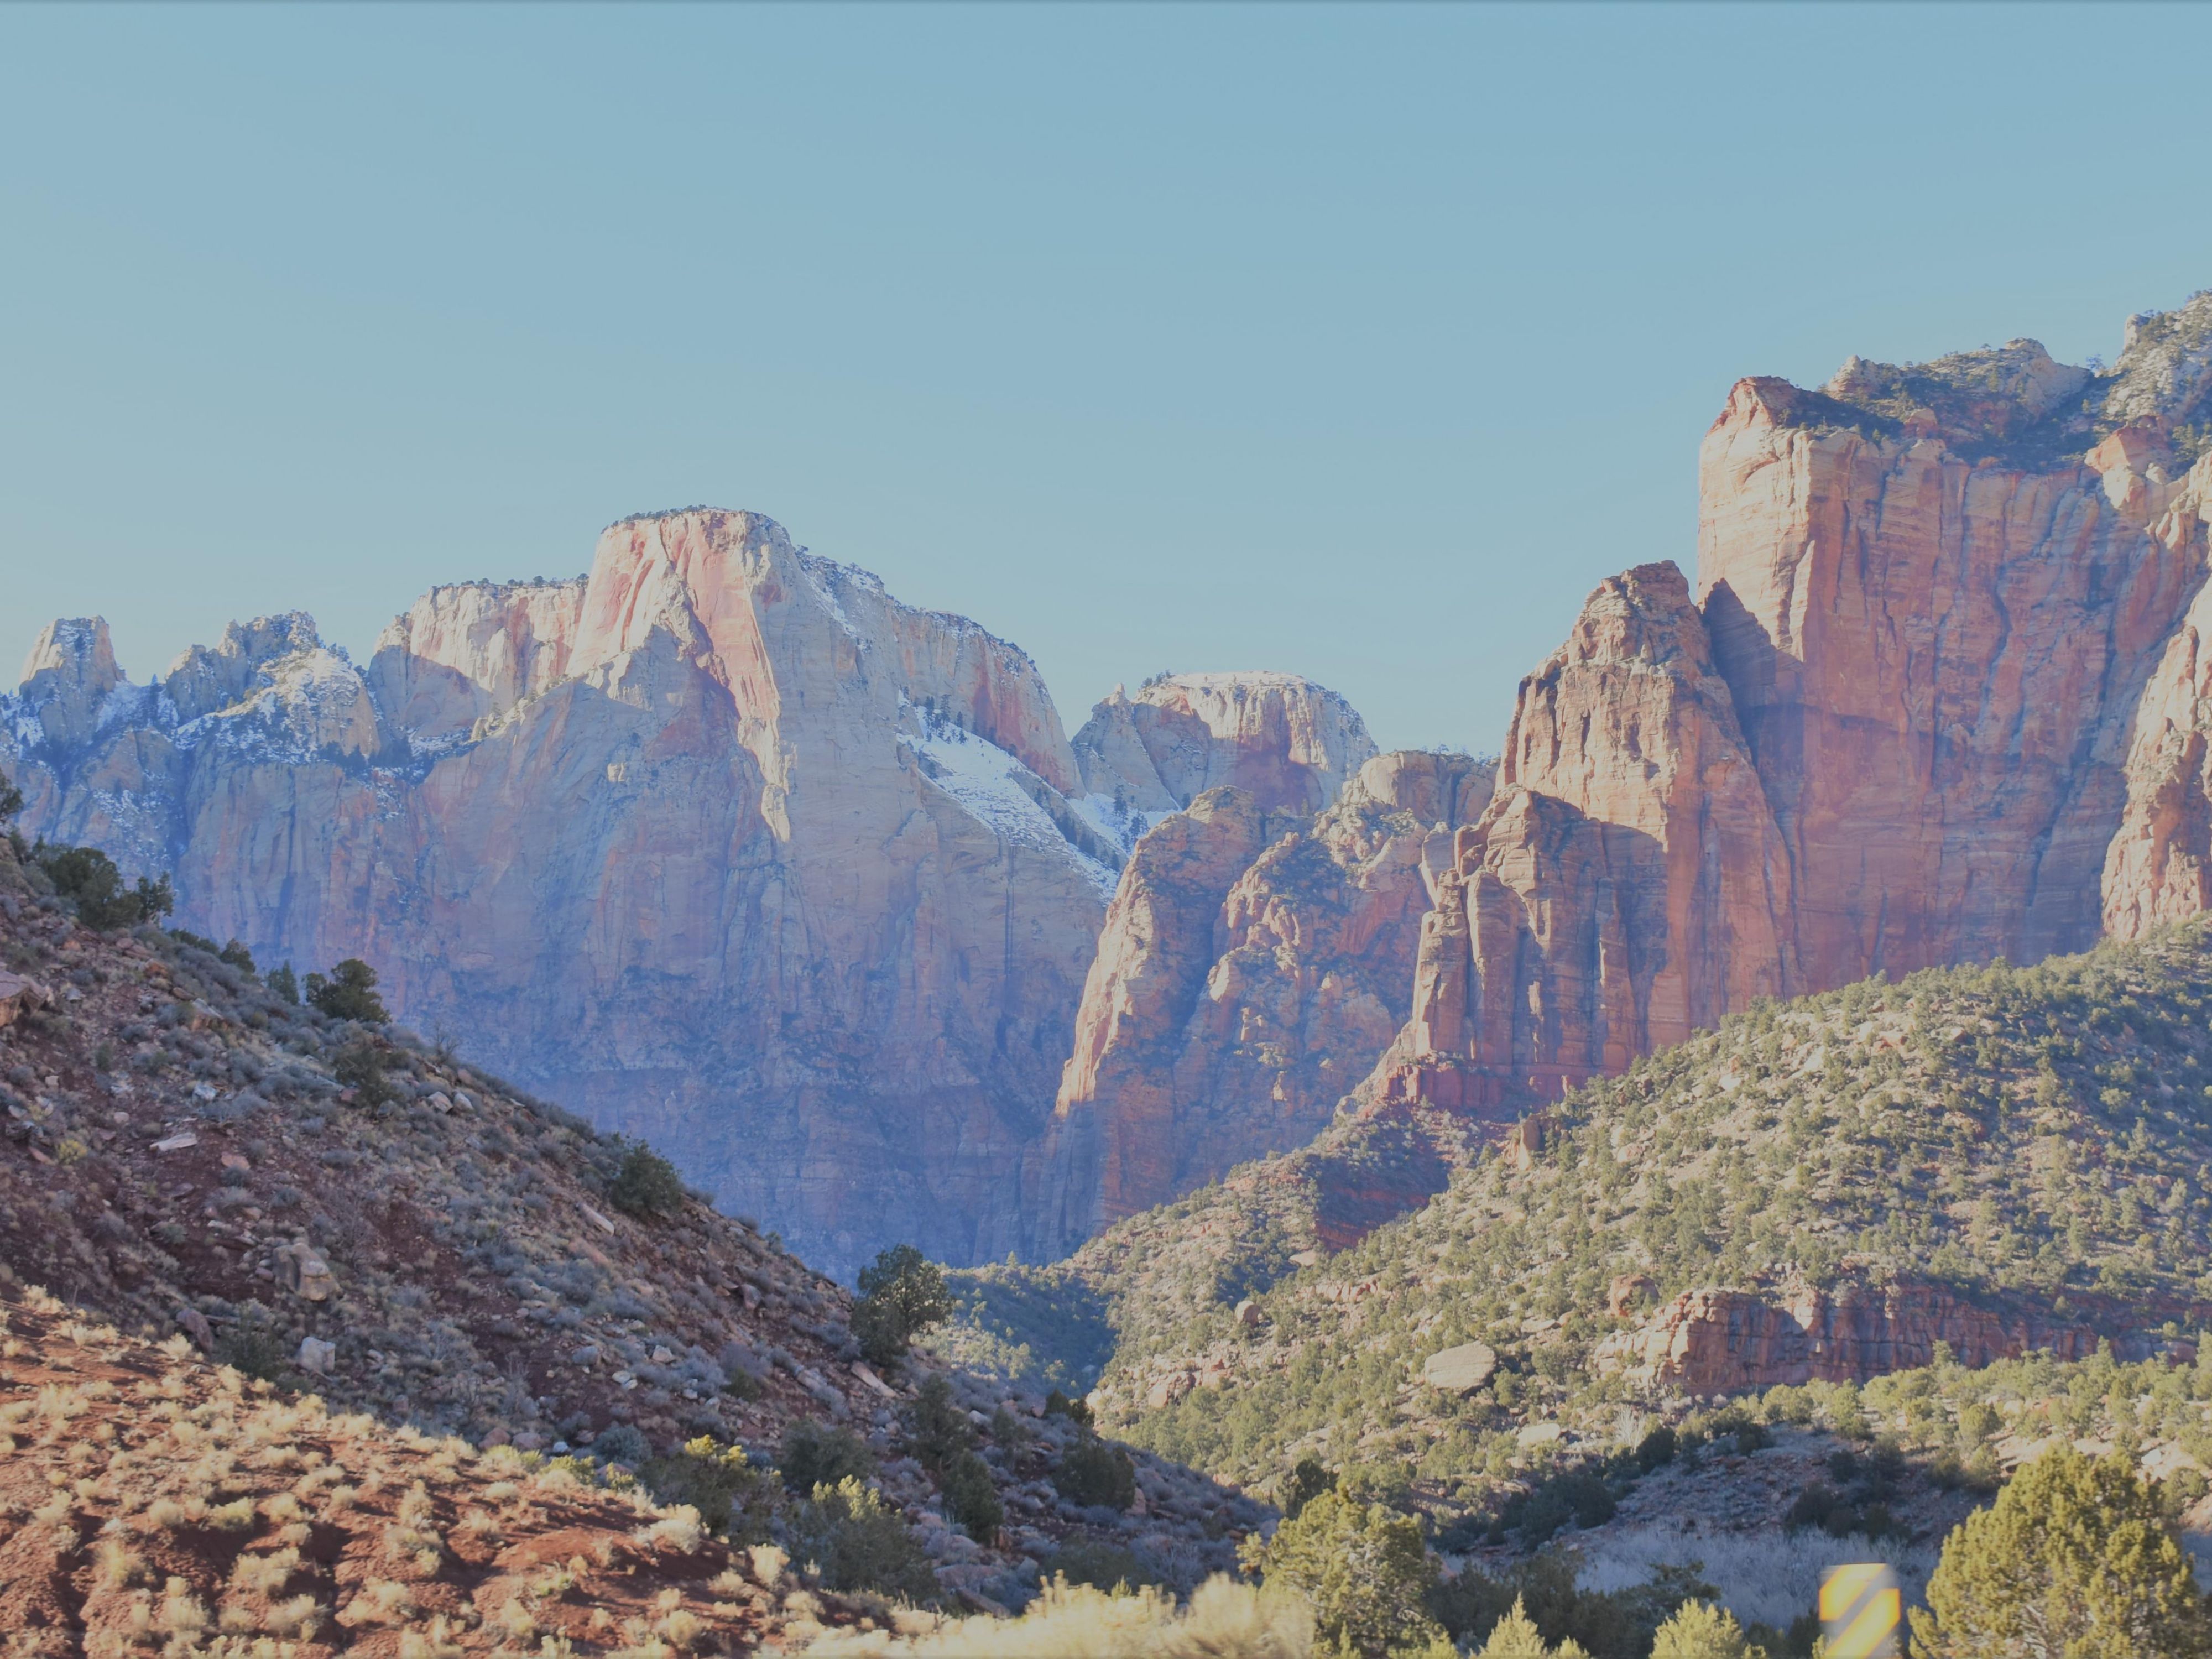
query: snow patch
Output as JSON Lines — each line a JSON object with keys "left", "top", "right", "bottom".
{"left": 904, "top": 706, "right": 1120, "bottom": 900}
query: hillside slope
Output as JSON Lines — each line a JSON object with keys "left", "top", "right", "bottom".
{"left": 0, "top": 826, "right": 1267, "bottom": 1639}
{"left": 948, "top": 923, "right": 2212, "bottom": 1515}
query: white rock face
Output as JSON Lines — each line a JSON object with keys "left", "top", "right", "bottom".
{"left": 0, "top": 507, "right": 1379, "bottom": 1276}
{"left": 1073, "top": 672, "right": 1378, "bottom": 817}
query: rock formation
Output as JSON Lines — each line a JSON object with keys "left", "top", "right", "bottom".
{"left": 1027, "top": 750, "right": 1493, "bottom": 1256}
{"left": 2, "top": 509, "right": 1390, "bottom": 1276}
{"left": 1386, "top": 291, "right": 2212, "bottom": 1118}
{"left": 1073, "top": 672, "right": 1376, "bottom": 815}
{"left": 1592, "top": 1277, "right": 2137, "bottom": 1391}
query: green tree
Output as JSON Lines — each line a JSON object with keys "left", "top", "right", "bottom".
{"left": 1650, "top": 1600, "right": 1765, "bottom": 1659}
{"left": 608, "top": 1139, "right": 686, "bottom": 1218}
{"left": 33, "top": 843, "right": 173, "bottom": 930}
{"left": 940, "top": 1449, "right": 1004, "bottom": 1542}
{"left": 1912, "top": 1447, "right": 2212, "bottom": 1657}
{"left": 305, "top": 958, "right": 388, "bottom": 1023}
{"left": 0, "top": 769, "right": 22, "bottom": 821}
{"left": 1281, "top": 1456, "right": 1336, "bottom": 1520}
{"left": 902, "top": 1375, "right": 974, "bottom": 1475}
{"left": 266, "top": 963, "right": 300, "bottom": 1006}
{"left": 1475, "top": 1598, "right": 1592, "bottom": 1657}
{"left": 333, "top": 1039, "right": 398, "bottom": 1109}
{"left": 1052, "top": 1435, "right": 1137, "bottom": 1511}
{"left": 776, "top": 1418, "right": 876, "bottom": 1497}
{"left": 852, "top": 1243, "right": 953, "bottom": 1367}
{"left": 1244, "top": 1488, "right": 1445, "bottom": 1658}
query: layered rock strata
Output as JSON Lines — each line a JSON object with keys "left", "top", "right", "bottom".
{"left": 1391, "top": 294, "right": 2212, "bottom": 1116}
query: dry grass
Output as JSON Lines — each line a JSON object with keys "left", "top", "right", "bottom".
{"left": 1573, "top": 1522, "right": 1939, "bottom": 1628}
{"left": 802, "top": 1575, "right": 1313, "bottom": 1658}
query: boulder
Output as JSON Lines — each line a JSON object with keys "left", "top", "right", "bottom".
{"left": 1420, "top": 1341, "right": 1498, "bottom": 1395}
{"left": 295, "top": 1336, "right": 336, "bottom": 1376}
{"left": 275, "top": 1241, "right": 336, "bottom": 1302}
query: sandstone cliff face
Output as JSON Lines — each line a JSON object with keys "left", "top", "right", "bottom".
{"left": 1390, "top": 565, "right": 1791, "bottom": 1110}
{"left": 1073, "top": 672, "right": 1377, "bottom": 815}
{"left": 1593, "top": 1277, "right": 2141, "bottom": 1391}
{"left": 1385, "top": 294, "right": 2212, "bottom": 1120}
{"left": 1028, "top": 750, "right": 1494, "bottom": 1256}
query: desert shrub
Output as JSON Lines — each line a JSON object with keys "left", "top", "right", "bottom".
{"left": 608, "top": 1140, "right": 686, "bottom": 1218}
{"left": 799, "top": 1573, "right": 1311, "bottom": 1656}
{"left": 786, "top": 1477, "right": 935, "bottom": 1600}
{"left": 1503, "top": 1469, "right": 1616, "bottom": 1544}
{"left": 333, "top": 1040, "right": 398, "bottom": 1109}
{"left": 1912, "top": 1447, "right": 2212, "bottom": 1656}
{"left": 1044, "top": 1388, "right": 1094, "bottom": 1427}
{"left": 778, "top": 1418, "right": 876, "bottom": 1496}
{"left": 940, "top": 1450, "right": 1004, "bottom": 1543}
{"left": 1053, "top": 1435, "right": 1137, "bottom": 1511}
{"left": 1244, "top": 1488, "right": 1443, "bottom": 1658}
{"left": 305, "top": 958, "right": 388, "bottom": 1024}
{"left": 640, "top": 1436, "right": 778, "bottom": 1543}
{"left": 902, "top": 1376, "right": 974, "bottom": 1475}
{"left": 853, "top": 1244, "right": 953, "bottom": 1368}
{"left": 1040, "top": 1538, "right": 1161, "bottom": 1593}
{"left": 212, "top": 1317, "right": 292, "bottom": 1384}
{"left": 592, "top": 1423, "right": 650, "bottom": 1468}
{"left": 34, "top": 843, "right": 174, "bottom": 930}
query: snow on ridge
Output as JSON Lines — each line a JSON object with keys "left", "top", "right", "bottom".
{"left": 902, "top": 704, "right": 1120, "bottom": 900}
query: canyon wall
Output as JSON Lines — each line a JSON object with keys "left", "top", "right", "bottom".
{"left": 1, "top": 510, "right": 1383, "bottom": 1276}
{"left": 1390, "top": 294, "right": 2212, "bottom": 1117}
{"left": 1026, "top": 749, "right": 1494, "bottom": 1256}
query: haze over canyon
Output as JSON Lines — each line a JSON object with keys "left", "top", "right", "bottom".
{"left": 9, "top": 290, "right": 2212, "bottom": 1277}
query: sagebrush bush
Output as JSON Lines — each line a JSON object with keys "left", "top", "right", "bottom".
{"left": 1053, "top": 1436, "right": 1137, "bottom": 1511}
{"left": 786, "top": 1478, "right": 935, "bottom": 1600}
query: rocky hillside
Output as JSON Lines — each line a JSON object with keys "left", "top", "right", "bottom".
{"left": 1, "top": 511, "right": 1376, "bottom": 1277}
{"left": 0, "top": 826, "right": 1272, "bottom": 1645}
{"left": 945, "top": 922, "right": 2212, "bottom": 1509}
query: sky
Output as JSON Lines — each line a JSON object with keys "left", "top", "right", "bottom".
{"left": 4, "top": 4, "right": 2211, "bottom": 755}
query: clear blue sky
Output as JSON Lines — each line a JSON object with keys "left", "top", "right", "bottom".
{"left": 4, "top": 4, "right": 2210, "bottom": 753}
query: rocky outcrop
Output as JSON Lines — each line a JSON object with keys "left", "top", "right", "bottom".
{"left": 1387, "top": 564, "right": 1791, "bottom": 1109}
{"left": 1073, "top": 672, "right": 1377, "bottom": 815}
{"left": 1385, "top": 293, "right": 2212, "bottom": 1120}
{"left": 1593, "top": 1277, "right": 2134, "bottom": 1391}
{"left": 1027, "top": 750, "right": 1494, "bottom": 1256}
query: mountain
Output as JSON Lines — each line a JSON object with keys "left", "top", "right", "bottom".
{"left": 0, "top": 825, "right": 1268, "bottom": 1642}
{"left": 1, "top": 510, "right": 1376, "bottom": 1279}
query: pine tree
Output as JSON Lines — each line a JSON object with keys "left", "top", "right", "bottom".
{"left": 1912, "top": 1447, "right": 2212, "bottom": 1657}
